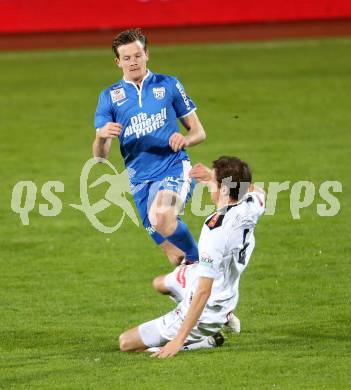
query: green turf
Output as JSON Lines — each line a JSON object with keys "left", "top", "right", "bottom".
{"left": 1, "top": 38, "right": 350, "bottom": 389}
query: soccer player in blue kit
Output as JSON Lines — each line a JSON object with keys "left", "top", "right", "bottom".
{"left": 92, "top": 29, "right": 206, "bottom": 265}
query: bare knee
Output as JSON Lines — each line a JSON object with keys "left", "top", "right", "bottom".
{"left": 152, "top": 275, "right": 170, "bottom": 294}
{"left": 148, "top": 193, "right": 178, "bottom": 237}
{"left": 119, "top": 331, "right": 139, "bottom": 352}
{"left": 160, "top": 241, "right": 184, "bottom": 266}
{"left": 119, "top": 326, "right": 146, "bottom": 352}
{"left": 167, "top": 253, "right": 183, "bottom": 266}
{"left": 152, "top": 213, "right": 177, "bottom": 237}
{"left": 119, "top": 333, "right": 127, "bottom": 352}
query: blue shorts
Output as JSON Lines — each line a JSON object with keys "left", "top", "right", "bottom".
{"left": 131, "top": 160, "right": 195, "bottom": 245}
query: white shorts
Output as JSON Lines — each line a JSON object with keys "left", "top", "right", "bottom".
{"left": 138, "top": 308, "right": 218, "bottom": 348}
{"left": 138, "top": 264, "right": 223, "bottom": 348}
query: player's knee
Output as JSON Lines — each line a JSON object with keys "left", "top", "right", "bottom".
{"left": 160, "top": 243, "right": 184, "bottom": 265}
{"left": 152, "top": 276, "right": 162, "bottom": 292}
{"left": 152, "top": 212, "right": 177, "bottom": 237}
{"left": 152, "top": 212, "right": 167, "bottom": 231}
{"left": 119, "top": 332, "right": 132, "bottom": 352}
{"left": 167, "top": 253, "right": 183, "bottom": 266}
{"left": 152, "top": 275, "right": 169, "bottom": 293}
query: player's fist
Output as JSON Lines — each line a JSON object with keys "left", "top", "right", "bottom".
{"left": 97, "top": 122, "right": 122, "bottom": 139}
{"left": 169, "top": 132, "right": 188, "bottom": 152}
{"left": 189, "top": 163, "right": 213, "bottom": 183}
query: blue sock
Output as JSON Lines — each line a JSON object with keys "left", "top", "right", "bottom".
{"left": 166, "top": 218, "right": 198, "bottom": 262}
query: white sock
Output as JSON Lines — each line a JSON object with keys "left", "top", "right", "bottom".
{"left": 182, "top": 337, "right": 214, "bottom": 351}
{"left": 146, "top": 337, "right": 214, "bottom": 353}
{"left": 147, "top": 347, "right": 160, "bottom": 353}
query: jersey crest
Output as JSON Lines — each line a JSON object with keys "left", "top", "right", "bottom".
{"left": 206, "top": 205, "right": 238, "bottom": 230}
{"left": 153, "top": 87, "right": 165, "bottom": 100}
{"left": 206, "top": 213, "right": 224, "bottom": 230}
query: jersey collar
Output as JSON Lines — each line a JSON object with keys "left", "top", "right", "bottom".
{"left": 216, "top": 192, "right": 253, "bottom": 213}
{"left": 122, "top": 69, "right": 152, "bottom": 87}
{"left": 216, "top": 203, "right": 238, "bottom": 214}
{"left": 122, "top": 70, "right": 152, "bottom": 108}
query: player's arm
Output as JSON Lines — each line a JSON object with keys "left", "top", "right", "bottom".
{"left": 152, "top": 276, "right": 213, "bottom": 359}
{"left": 93, "top": 89, "right": 122, "bottom": 159}
{"left": 92, "top": 122, "right": 122, "bottom": 159}
{"left": 181, "top": 111, "right": 206, "bottom": 147}
{"left": 169, "top": 112, "right": 206, "bottom": 152}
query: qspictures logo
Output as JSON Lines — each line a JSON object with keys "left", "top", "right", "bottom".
{"left": 9, "top": 158, "right": 343, "bottom": 233}
{"left": 11, "top": 158, "right": 139, "bottom": 233}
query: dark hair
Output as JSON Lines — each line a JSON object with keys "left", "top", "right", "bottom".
{"left": 112, "top": 28, "right": 148, "bottom": 58}
{"left": 212, "top": 156, "right": 252, "bottom": 201}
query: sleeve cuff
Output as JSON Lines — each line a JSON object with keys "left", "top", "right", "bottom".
{"left": 177, "top": 107, "right": 197, "bottom": 119}
{"left": 196, "top": 264, "right": 218, "bottom": 280}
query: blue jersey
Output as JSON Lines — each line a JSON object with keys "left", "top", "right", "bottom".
{"left": 94, "top": 70, "right": 196, "bottom": 184}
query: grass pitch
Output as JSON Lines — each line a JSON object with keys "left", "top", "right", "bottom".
{"left": 1, "top": 38, "right": 351, "bottom": 389}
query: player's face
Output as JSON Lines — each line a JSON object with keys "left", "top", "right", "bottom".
{"left": 210, "top": 170, "right": 221, "bottom": 205}
{"left": 115, "top": 41, "right": 149, "bottom": 83}
{"left": 211, "top": 170, "right": 232, "bottom": 207}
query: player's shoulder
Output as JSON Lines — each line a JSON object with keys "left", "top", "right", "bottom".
{"left": 241, "top": 192, "right": 265, "bottom": 212}
{"left": 150, "top": 72, "right": 178, "bottom": 85}
{"left": 100, "top": 80, "right": 123, "bottom": 94}
{"left": 231, "top": 192, "right": 265, "bottom": 224}
{"left": 204, "top": 206, "right": 236, "bottom": 231}
{"left": 97, "top": 81, "right": 125, "bottom": 105}
{"left": 204, "top": 194, "right": 264, "bottom": 231}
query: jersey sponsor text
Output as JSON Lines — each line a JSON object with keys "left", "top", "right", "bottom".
{"left": 124, "top": 108, "right": 167, "bottom": 139}
{"left": 176, "top": 82, "right": 191, "bottom": 111}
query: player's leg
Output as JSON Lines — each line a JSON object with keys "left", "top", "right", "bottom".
{"left": 149, "top": 333, "right": 224, "bottom": 353}
{"left": 148, "top": 189, "right": 198, "bottom": 263}
{"left": 153, "top": 263, "right": 196, "bottom": 302}
{"left": 152, "top": 274, "right": 169, "bottom": 294}
{"left": 132, "top": 162, "right": 198, "bottom": 264}
{"left": 120, "top": 313, "right": 177, "bottom": 352}
{"left": 160, "top": 240, "right": 185, "bottom": 266}
{"left": 226, "top": 312, "right": 241, "bottom": 334}
{"left": 225, "top": 290, "right": 241, "bottom": 333}
{"left": 120, "top": 307, "right": 225, "bottom": 353}
{"left": 131, "top": 181, "right": 186, "bottom": 265}
{"left": 119, "top": 326, "right": 147, "bottom": 352}
{"left": 183, "top": 332, "right": 224, "bottom": 350}
{"left": 148, "top": 160, "right": 198, "bottom": 263}
{"left": 132, "top": 182, "right": 168, "bottom": 248}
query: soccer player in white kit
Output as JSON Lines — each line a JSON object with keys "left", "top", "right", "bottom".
{"left": 119, "top": 156, "right": 265, "bottom": 357}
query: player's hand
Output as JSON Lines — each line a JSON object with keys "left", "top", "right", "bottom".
{"left": 169, "top": 133, "right": 188, "bottom": 152}
{"left": 97, "top": 122, "right": 122, "bottom": 139}
{"left": 151, "top": 339, "right": 183, "bottom": 359}
{"left": 189, "top": 163, "right": 213, "bottom": 183}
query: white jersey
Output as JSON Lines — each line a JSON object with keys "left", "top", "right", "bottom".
{"left": 177, "top": 191, "right": 265, "bottom": 328}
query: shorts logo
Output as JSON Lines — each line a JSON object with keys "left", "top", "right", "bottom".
{"left": 200, "top": 252, "right": 214, "bottom": 268}
{"left": 153, "top": 87, "right": 165, "bottom": 100}
{"left": 110, "top": 88, "right": 126, "bottom": 103}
